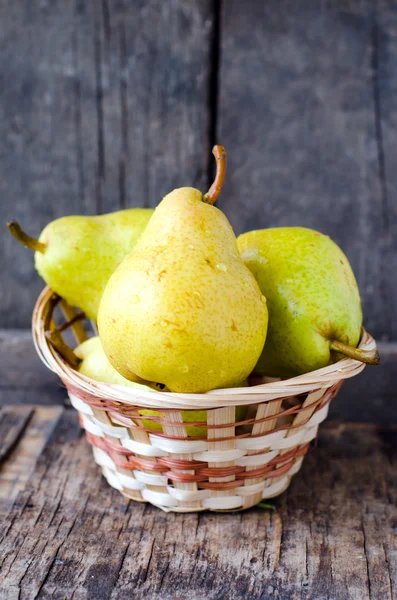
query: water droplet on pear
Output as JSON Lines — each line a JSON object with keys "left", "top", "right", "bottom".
{"left": 241, "top": 249, "right": 258, "bottom": 261}
{"left": 216, "top": 263, "right": 227, "bottom": 272}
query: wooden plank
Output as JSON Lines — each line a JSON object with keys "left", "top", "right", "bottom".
{"left": 217, "top": 0, "right": 389, "bottom": 341}
{"left": 273, "top": 423, "right": 397, "bottom": 600}
{"left": 0, "top": 0, "right": 214, "bottom": 328}
{"left": 105, "top": 1, "right": 214, "bottom": 210}
{"left": 0, "top": 330, "right": 66, "bottom": 406}
{"left": 376, "top": 0, "right": 397, "bottom": 341}
{"left": 0, "top": 405, "right": 33, "bottom": 464}
{"left": 329, "top": 341, "right": 397, "bottom": 423}
{"left": 0, "top": 405, "right": 63, "bottom": 515}
{"left": 0, "top": 0, "right": 97, "bottom": 329}
{"left": 0, "top": 409, "right": 395, "bottom": 599}
{"left": 0, "top": 389, "right": 65, "bottom": 407}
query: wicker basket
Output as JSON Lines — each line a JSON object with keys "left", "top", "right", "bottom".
{"left": 32, "top": 287, "right": 376, "bottom": 513}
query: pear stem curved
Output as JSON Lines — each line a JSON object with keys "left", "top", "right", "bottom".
{"left": 203, "top": 145, "right": 227, "bottom": 205}
{"left": 330, "top": 339, "right": 380, "bottom": 365}
{"left": 7, "top": 221, "right": 47, "bottom": 253}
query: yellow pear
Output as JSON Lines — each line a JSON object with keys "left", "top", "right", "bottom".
{"left": 98, "top": 146, "right": 268, "bottom": 393}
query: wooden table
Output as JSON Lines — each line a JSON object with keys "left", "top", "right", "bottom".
{"left": 1, "top": 405, "right": 396, "bottom": 599}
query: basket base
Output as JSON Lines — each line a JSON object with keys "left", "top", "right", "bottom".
{"left": 67, "top": 371, "right": 341, "bottom": 513}
{"left": 94, "top": 448, "right": 299, "bottom": 513}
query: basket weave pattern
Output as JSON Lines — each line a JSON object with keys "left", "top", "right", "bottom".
{"left": 33, "top": 287, "right": 375, "bottom": 512}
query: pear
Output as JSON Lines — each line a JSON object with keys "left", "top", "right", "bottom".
{"left": 238, "top": 227, "right": 379, "bottom": 377}
{"left": 7, "top": 208, "right": 154, "bottom": 319}
{"left": 75, "top": 336, "right": 247, "bottom": 436}
{"left": 98, "top": 146, "right": 268, "bottom": 393}
{"left": 75, "top": 336, "right": 163, "bottom": 390}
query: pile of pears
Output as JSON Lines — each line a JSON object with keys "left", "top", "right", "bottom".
{"left": 9, "top": 145, "right": 379, "bottom": 404}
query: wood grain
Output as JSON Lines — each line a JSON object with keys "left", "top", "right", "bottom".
{"left": 0, "top": 0, "right": 214, "bottom": 328}
{"left": 0, "top": 410, "right": 395, "bottom": 599}
{"left": 0, "top": 330, "right": 66, "bottom": 406}
{"left": 217, "top": 0, "right": 393, "bottom": 341}
{"left": 0, "top": 0, "right": 97, "bottom": 328}
{"left": 328, "top": 340, "right": 397, "bottom": 423}
{"left": 0, "top": 405, "right": 33, "bottom": 464}
{"left": 0, "top": 405, "right": 62, "bottom": 515}
{"left": 376, "top": 0, "right": 397, "bottom": 341}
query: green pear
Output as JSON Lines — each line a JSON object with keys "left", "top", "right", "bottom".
{"left": 238, "top": 227, "right": 379, "bottom": 377}
{"left": 98, "top": 146, "right": 268, "bottom": 393}
{"left": 7, "top": 208, "right": 154, "bottom": 319}
{"left": 75, "top": 336, "right": 247, "bottom": 436}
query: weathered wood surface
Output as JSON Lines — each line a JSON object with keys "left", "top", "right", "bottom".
{"left": 377, "top": 0, "right": 397, "bottom": 341}
{"left": 1, "top": 330, "right": 396, "bottom": 423}
{"left": 0, "top": 405, "right": 62, "bottom": 515}
{"left": 0, "top": 407, "right": 396, "bottom": 599}
{"left": 0, "top": 0, "right": 214, "bottom": 328}
{"left": 0, "top": 330, "right": 65, "bottom": 406}
{"left": 217, "top": 0, "right": 396, "bottom": 342}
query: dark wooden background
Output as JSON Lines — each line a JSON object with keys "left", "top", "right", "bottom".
{"left": 0, "top": 0, "right": 396, "bottom": 418}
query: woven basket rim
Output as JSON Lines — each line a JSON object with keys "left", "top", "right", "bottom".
{"left": 32, "top": 286, "right": 375, "bottom": 410}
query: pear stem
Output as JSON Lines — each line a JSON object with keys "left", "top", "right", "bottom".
{"left": 7, "top": 221, "right": 47, "bottom": 253}
{"left": 45, "top": 329, "right": 81, "bottom": 368}
{"left": 330, "top": 340, "right": 380, "bottom": 365}
{"left": 203, "top": 145, "right": 227, "bottom": 205}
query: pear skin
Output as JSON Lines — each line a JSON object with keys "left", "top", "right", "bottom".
{"left": 238, "top": 227, "right": 378, "bottom": 377}
{"left": 8, "top": 208, "right": 153, "bottom": 319}
{"left": 75, "top": 336, "right": 160, "bottom": 389}
{"left": 98, "top": 147, "right": 268, "bottom": 393}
